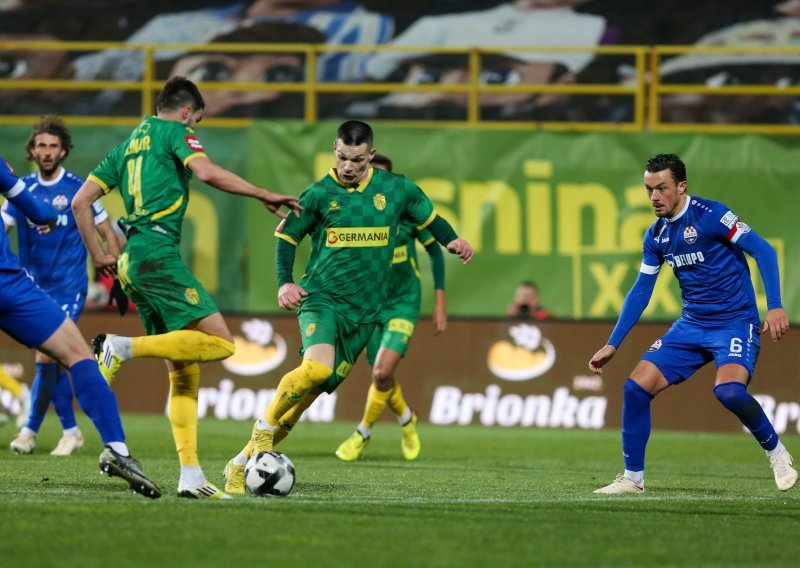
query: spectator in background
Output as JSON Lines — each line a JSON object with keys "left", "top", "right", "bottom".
{"left": 507, "top": 281, "right": 552, "bottom": 320}
{"left": 361, "top": 0, "right": 606, "bottom": 121}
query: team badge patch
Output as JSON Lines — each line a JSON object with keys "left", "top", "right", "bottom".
{"left": 184, "top": 135, "right": 205, "bottom": 152}
{"left": 336, "top": 361, "right": 352, "bottom": 378}
{"left": 330, "top": 200, "right": 339, "bottom": 211}
{"left": 647, "top": 339, "right": 662, "bottom": 352}
{"left": 683, "top": 226, "right": 698, "bottom": 244}
{"left": 184, "top": 287, "right": 200, "bottom": 305}
{"left": 52, "top": 194, "right": 69, "bottom": 211}
{"left": 734, "top": 220, "right": 750, "bottom": 234}
{"left": 373, "top": 193, "right": 386, "bottom": 211}
{"left": 305, "top": 323, "right": 316, "bottom": 337}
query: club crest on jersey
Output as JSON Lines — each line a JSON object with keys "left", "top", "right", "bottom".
{"left": 329, "top": 200, "right": 339, "bottom": 211}
{"left": 183, "top": 135, "right": 204, "bottom": 152}
{"left": 184, "top": 288, "right": 200, "bottom": 305}
{"left": 52, "top": 194, "right": 69, "bottom": 211}
{"left": 305, "top": 323, "right": 316, "bottom": 337}
{"left": 647, "top": 339, "right": 662, "bottom": 352}
{"left": 683, "top": 225, "right": 698, "bottom": 244}
{"left": 373, "top": 193, "right": 386, "bottom": 211}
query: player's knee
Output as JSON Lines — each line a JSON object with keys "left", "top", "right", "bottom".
{"left": 372, "top": 366, "right": 394, "bottom": 391}
{"left": 713, "top": 381, "right": 749, "bottom": 411}
{"left": 300, "top": 358, "right": 333, "bottom": 386}
{"left": 623, "top": 378, "right": 654, "bottom": 402}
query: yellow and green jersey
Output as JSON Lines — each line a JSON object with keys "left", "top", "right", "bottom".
{"left": 88, "top": 116, "right": 207, "bottom": 243}
{"left": 276, "top": 167, "right": 436, "bottom": 323}
{"left": 385, "top": 221, "right": 435, "bottom": 314}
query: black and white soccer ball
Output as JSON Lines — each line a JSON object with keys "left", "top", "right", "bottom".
{"left": 244, "top": 451, "right": 296, "bottom": 497}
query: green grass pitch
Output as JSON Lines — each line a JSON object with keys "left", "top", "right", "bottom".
{"left": 1, "top": 414, "right": 799, "bottom": 567}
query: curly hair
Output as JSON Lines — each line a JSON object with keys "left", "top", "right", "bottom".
{"left": 26, "top": 115, "right": 73, "bottom": 161}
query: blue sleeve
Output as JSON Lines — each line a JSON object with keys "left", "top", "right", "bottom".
{"left": 736, "top": 229, "right": 782, "bottom": 310}
{"left": 0, "top": 160, "right": 57, "bottom": 226}
{"left": 608, "top": 271, "right": 658, "bottom": 348}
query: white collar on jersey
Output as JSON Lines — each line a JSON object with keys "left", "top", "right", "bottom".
{"left": 666, "top": 194, "right": 691, "bottom": 223}
{"left": 35, "top": 167, "right": 65, "bottom": 187}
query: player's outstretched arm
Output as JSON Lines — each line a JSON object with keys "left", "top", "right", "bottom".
{"left": 73, "top": 180, "right": 117, "bottom": 276}
{"left": 424, "top": 240, "right": 447, "bottom": 333}
{"left": 737, "top": 230, "right": 789, "bottom": 341}
{"left": 188, "top": 156, "right": 301, "bottom": 218}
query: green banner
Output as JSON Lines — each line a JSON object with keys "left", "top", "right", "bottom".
{"left": 244, "top": 121, "right": 800, "bottom": 321}
{"left": 2, "top": 122, "right": 799, "bottom": 321}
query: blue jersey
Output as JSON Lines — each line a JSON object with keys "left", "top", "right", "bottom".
{"left": 1, "top": 168, "right": 108, "bottom": 297}
{"left": 0, "top": 157, "right": 27, "bottom": 273}
{"left": 641, "top": 195, "right": 759, "bottom": 323}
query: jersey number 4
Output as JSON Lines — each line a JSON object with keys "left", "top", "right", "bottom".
{"left": 126, "top": 156, "right": 144, "bottom": 213}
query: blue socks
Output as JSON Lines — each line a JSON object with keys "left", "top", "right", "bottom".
{"left": 52, "top": 370, "right": 77, "bottom": 430}
{"left": 714, "top": 381, "right": 779, "bottom": 451}
{"left": 69, "top": 359, "right": 125, "bottom": 445}
{"left": 622, "top": 378, "right": 654, "bottom": 472}
{"left": 26, "top": 362, "right": 58, "bottom": 432}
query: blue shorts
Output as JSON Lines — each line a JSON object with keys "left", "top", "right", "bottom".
{"left": 0, "top": 270, "right": 67, "bottom": 348}
{"left": 49, "top": 292, "right": 86, "bottom": 323}
{"left": 641, "top": 317, "right": 761, "bottom": 384}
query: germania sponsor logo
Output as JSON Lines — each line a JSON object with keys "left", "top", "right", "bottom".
{"left": 52, "top": 194, "right": 69, "bottom": 211}
{"left": 325, "top": 226, "right": 389, "bottom": 247}
{"left": 222, "top": 319, "right": 287, "bottom": 376}
{"left": 429, "top": 385, "right": 606, "bottom": 429}
{"left": 392, "top": 245, "right": 408, "bottom": 264}
{"left": 197, "top": 379, "right": 336, "bottom": 421}
{"left": 184, "top": 287, "right": 200, "bottom": 305}
{"left": 683, "top": 225, "right": 698, "bottom": 244}
{"left": 486, "top": 324, "right": 555, "bottom": 381}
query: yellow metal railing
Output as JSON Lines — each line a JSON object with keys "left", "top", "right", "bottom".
{"left": 0, "top": 41, "right": 798, "bottom": 133}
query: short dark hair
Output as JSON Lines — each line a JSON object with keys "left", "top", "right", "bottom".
{"left": 26, "top": 115, "right": 72, "bottom": 161}
{"left": 646, "top": 153, "right": 686, "bottom": 183}
{"left": 519, "top": 281, "right": 539, "bottom": 291}
{"left": 371, "top": 153, "right": 393, "bottom": 172}
{"left": 336, "top": 120, "right": 373, "bottom": 148}
{"left": 156, "top": 76, "right": 205, "bottom": 113}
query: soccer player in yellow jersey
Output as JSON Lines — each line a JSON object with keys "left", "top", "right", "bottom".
{"left": 72, "top": 76, "right": 301, "bottom": 499}
{"left": 336, "top": 154, "right": 447, "bottom": 462}
{"left": 223, "top": 121, "right": 472, "bottom": 494}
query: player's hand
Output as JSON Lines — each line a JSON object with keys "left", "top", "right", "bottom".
{"left": 446, "top": 239, "right": 473, "bottom": 264}
{"left": 262, "top": 191, "right": 303, "bottom": 219}
{"left": 589, "top": 344, "right": 616, "bottom": 374}
{"left": 762, "top": 307, "right": 789, "bottom": 341}
{"left": 278, "top": 283, "right": 307, "bottom": 311}
{"left": 432, "top": 301, "right": 447, "bottom": 335}
{"left": 93, "top": 253, "right": 118, "bottom": 278}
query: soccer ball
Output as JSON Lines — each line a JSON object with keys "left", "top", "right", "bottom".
{"left": 244, "top": 451, "right": 296, "bottom": 497}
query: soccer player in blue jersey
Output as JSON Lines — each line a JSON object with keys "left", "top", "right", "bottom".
{"left": 6, "top": 117, "right": 121, "bottom": 457}
{"left": 589, "top": 153, "right": 796, "bottom": 494}
{"left": 0, "top": 156, "right": 160, "bottom": 498}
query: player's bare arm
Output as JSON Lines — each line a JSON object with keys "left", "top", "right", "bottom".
{"left": 73, "top": 180, "right": 118, "bottom": 276}
{"left": 589, "top": 344, "right": 616, "bottom": 375}
{"left": 763, "top": 307, "right": 789, "bottom": 341}
{"left": 96, "top": 219, "right": 121, "bottom": 258}
{"left": 446, "top": 238, "right": 473, "bottom": 264}
{"left": 188, "top": 156, "right": 302, "bottom": 218}
{"left": 433, "top": 289, "right": 447, "bottom": 334}
{"left": 278, "top": 282, "right": 308, "bottom": 311}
